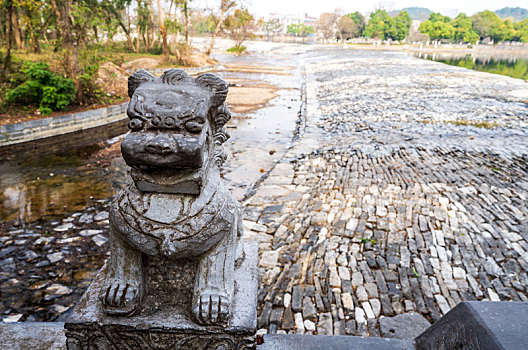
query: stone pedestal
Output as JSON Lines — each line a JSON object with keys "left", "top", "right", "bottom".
{"left": 65, "top": 239, "right": 257, "bottom": 350}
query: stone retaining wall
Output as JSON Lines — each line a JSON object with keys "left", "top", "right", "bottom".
{"left": 0, "top": 102, "right": 128, "bottom": 147}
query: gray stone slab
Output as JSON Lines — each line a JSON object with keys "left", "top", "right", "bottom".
{"left": 379, "top": 312, "right": 431, "bottom": 340}
{"left": 27, "top": 117, "right": 51, "bottom": 128}
{"left": 257, "top": 334, "right": 415, "bottom": 350}
{"left": 415, "top": 301, "right": 528, "bottom": 350}
{"left": 0, "top": 322, "right": 66, "bottom": 350}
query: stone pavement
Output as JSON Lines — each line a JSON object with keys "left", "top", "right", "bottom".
{"left": 246, "top": 49, "right": 528, "bottom": 337}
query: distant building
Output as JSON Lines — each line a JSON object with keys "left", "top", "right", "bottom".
{"left": 262, "top": 13, "right": 316, "bottom": 34}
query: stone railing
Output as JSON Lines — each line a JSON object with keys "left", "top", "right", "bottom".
{"left": 0, "top": 102, "right": 128, "bottom": 147}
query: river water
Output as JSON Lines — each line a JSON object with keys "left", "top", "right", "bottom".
{"left": 411, "top": 50, "right": 528, "bottom": 80}
{"left": 0, "top": 53, "right": 303, "bottom": 226}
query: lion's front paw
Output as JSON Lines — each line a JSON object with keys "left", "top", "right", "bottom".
{"left": 193, "top": 291, "right": 230, "bottom": 325}
{"left": 100, "top": 279, "right": 143, "bottom": 316}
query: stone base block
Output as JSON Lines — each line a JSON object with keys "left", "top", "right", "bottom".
{"left": 0, "top": 322, "right": 66, "bottom": 350}
{"left": 65, "top": 239, "right": 258, "bottom": 350}
{"left": 415, "top": 301, "right": 528, "bottom": 350}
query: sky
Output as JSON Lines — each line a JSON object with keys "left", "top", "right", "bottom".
{"left": 194, "top": 0, "right": 528, "bottom": 18}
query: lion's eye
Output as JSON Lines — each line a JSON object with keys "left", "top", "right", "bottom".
{"left": 185, "top": 121, "right": 203, "bottom": 133}
{"left": 128, "top": 119, "right": 144, "bottom": 131}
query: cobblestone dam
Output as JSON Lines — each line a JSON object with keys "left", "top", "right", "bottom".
{"left": 247, "top": 48, "right": 528, "bottom": 337}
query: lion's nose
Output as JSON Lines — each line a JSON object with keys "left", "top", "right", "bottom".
{"left": 145, "top": 136, "right": 174, "bottom": 155}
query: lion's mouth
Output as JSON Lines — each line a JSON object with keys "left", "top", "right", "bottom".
{"left": 129, "top": 148, "right": 210, "bottom": 195}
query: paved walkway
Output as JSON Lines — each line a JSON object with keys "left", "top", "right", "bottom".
{"left": 247, "top": 49, "right": 528, "bottom": 337}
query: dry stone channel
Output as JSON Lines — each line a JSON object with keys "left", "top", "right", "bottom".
{"left": 247, "top": 50, "right": 528, "bottom": 338}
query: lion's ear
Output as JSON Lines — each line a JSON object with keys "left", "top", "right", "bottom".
{"left": 195, "top": 73, "right": 228, "bottom": 107}
{"left": 161, "top": 69, "right": 189, "bottom": 84}
{"left": 128, "top": 69, "right": 155, "bottom": 97}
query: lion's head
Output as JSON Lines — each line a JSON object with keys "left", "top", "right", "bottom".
{"left": 121, "top": 69, "right": 231, "bottom": 194}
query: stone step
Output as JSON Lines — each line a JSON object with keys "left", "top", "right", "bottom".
{"left": 257, "top": 334, "right": 415, "bottom": 350}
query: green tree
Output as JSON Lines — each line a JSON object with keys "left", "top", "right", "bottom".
{"left": 392, "top": 10, "right": 411, "bottom": 41}
{"left": 514, "top": 19, "right": 528, "bottom": 42}
{"left": 287, "top": 23, "right": 314, "bottom": 37}
{"left": 419, "top": 13, "right": 455, "bottom": 41}
{"left": 363, "top": 9, "right": 410, "bottom": 41}
{"left": 472, "top": 10, "right": 502, "bottom": 39}
{"left": 363, "top": 10, "right": 391, "bottom": 39}
{"left": 191, "top": 14, "right": 215, "bottom": 34}
{"left": 490, "top": 19, "right": 517, "bottom": 42}
{"left": 346, "top": 11, "right": 365, "bottom": 37}
{"left": 337, "top": 12, "right": 365, "bottom": 40}
{"left": 452, "top": 13, "right": 479, "bottom": 43}
{"left": 428, "top": 12, "right": 451, "bottom": 23}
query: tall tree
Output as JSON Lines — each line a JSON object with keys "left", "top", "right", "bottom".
{"left": 317, "top": 11, "right": 340, "bottom": 42}
{"left": 515, "top": 19, "right": 528, "bottom": 42}
{"left": 224, "top": 7, "right": 254, "bottom": 49}
{"left": 101, "top": 0, "right": 135, "bottom": 50}
{"left": 2, "top": 0, "right": 14, "bottom": 78}
{"left": 363, "top": 9, "right": 391, "bottom": 39}
{"left": 392, "top": 10, "right": 411, "bottom": 41}
{"left": 472, "top": 10, "right": 502, "bottom": 39}
{"left": 337, "top": 15, "right": 355, "bottom": 41}
{"left": 452, "top": 13, "right": 479, "bottom": 43}
{"left": 156, "top": 0, "right": 169, "bottom": 61}
{"left": 206, "top": 0, "right": 235, "bottom": 56}
{"left": 347, "top": 11, "right": 365, "bottom": 37}
{"left": 419, "top": 12, "right": 455, "bottom": 41}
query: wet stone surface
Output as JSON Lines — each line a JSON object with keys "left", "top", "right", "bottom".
{"left": 308, "top": 50, "right": 528, "bottom": 157}
{"left": 0, "top": 202, "right": 110, "bottom": 322}
{"left": 248, "top": 49, "right": 528, "bottom": 337}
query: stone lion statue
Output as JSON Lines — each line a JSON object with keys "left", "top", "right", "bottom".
{"left": 99, "top": 69, "right": 243, "bottom": 325}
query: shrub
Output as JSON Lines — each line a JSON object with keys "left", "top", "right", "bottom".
{"left": 76, "top": 47, "right": 106, "bottom": 104}
{"left": 226, "top": 46, "right": 247, "bottom": 54}
{"left": 6, "top": 62, "right": 75, "bottom": 114}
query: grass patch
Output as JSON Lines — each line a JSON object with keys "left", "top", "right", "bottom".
{"left": 412, "top": 266, "right": 419, "bottom": 278}
{"left": 487, "top": 165, "right": 503, "bottom": 172}
{"left": 359, "top": 237, "right": 378, "bottom": 245}
{"left": 419, "top": 119, "right": 499, "bottom": 129}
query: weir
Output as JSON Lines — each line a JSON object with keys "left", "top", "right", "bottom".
{"left": 1, "top": 58, "right": 527, "bottom": 349}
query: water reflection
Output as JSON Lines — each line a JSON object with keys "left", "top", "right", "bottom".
{"left": 0, "top": 120, "right": 128, "bottom": 224}
{"left": 413, "top": 52, "right": 528, "bottom": 80}
{"left": 1, "top": 172, "right": 115, "bottom": 223}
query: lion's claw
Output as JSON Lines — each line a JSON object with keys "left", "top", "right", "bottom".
{"left": 194, "top": 292, "right": 230, "bottom": 325}
{"left": 100, "top": 279, "right": 142, "bottom": 316}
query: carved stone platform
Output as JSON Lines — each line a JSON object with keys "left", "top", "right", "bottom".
{"left": 65, "top": 239, "right": 257, "bottom": 350}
